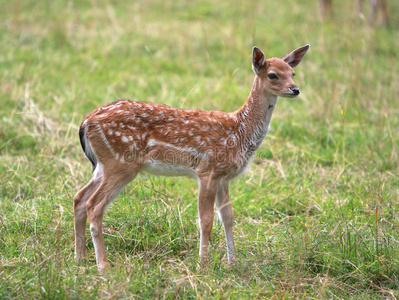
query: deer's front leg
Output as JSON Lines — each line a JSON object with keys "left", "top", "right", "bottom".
{"left": 216, "top": 181, "right": 237, "bottom": 264}
{"left": 198, "top": 177, "right": 220, "bottom": 267}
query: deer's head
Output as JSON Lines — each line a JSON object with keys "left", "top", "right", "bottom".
{"left": 252, "top": 45, "right": 310, "bottom": 98}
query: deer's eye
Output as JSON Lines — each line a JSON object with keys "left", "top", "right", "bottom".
{"left": 268, "top": 72, "right": 278, "bottom": 80}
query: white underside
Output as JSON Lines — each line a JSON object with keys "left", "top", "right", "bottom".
{"left": 92, "top": 161, "right": 104, "bottom": 182}
{"left": 141, "top": 160, "right": 198, "bottom": 180}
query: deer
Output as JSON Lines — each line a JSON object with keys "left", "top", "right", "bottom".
{"left": 73, "top": 44, "right": 310, "bottom": 269}
{"left": 356, "top": 0, "right": 388, "bottom": 24}
{"left": 320, "top": 0, "right": 389, "bottom": 24}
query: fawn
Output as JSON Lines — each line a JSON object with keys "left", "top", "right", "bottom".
{"left": 74, "top": 44, "right": 310, "bottom": 269}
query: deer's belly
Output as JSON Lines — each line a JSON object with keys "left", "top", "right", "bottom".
{"left": 142, "top": 161, "right": 197, "bottom": 179}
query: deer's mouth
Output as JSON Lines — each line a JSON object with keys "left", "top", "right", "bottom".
{"left": 283, "top": 89, "right": 300, "bottom": 98}
{"left": 283, "top": 93, "right": 298, "bottom": 99}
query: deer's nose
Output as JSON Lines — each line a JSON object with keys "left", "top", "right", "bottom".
{"left": 290, "top": 87, "right": 300, "bottom": 95}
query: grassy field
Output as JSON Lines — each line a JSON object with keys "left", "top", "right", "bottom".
{"left": 1, "top": 0, "right": 399, "bottom": 298}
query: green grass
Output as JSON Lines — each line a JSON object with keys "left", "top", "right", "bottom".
{"left": 1, "top": 0, "right": 399, "bottom": 298}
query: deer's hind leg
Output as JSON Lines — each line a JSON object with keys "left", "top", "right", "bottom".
{"left": 74, "top": 163, "right": 104, "bottom": 261}
{"left": 86, "top": 164, "right": 140, "bottom": 269}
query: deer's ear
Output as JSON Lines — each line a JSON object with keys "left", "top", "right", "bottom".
{"left": 282, "top": 44, "right": 310, "bottom": 68}
{"left": 252, "top": 47, "right": 265, "bottom": 75}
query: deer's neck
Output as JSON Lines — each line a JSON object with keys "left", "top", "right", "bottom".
{"left": 234, "top": 76, "right": 278, "bottom": 153}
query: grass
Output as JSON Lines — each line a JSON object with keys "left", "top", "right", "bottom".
{"left": 1, "top": 0, "right": 398, "bottom": 298}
